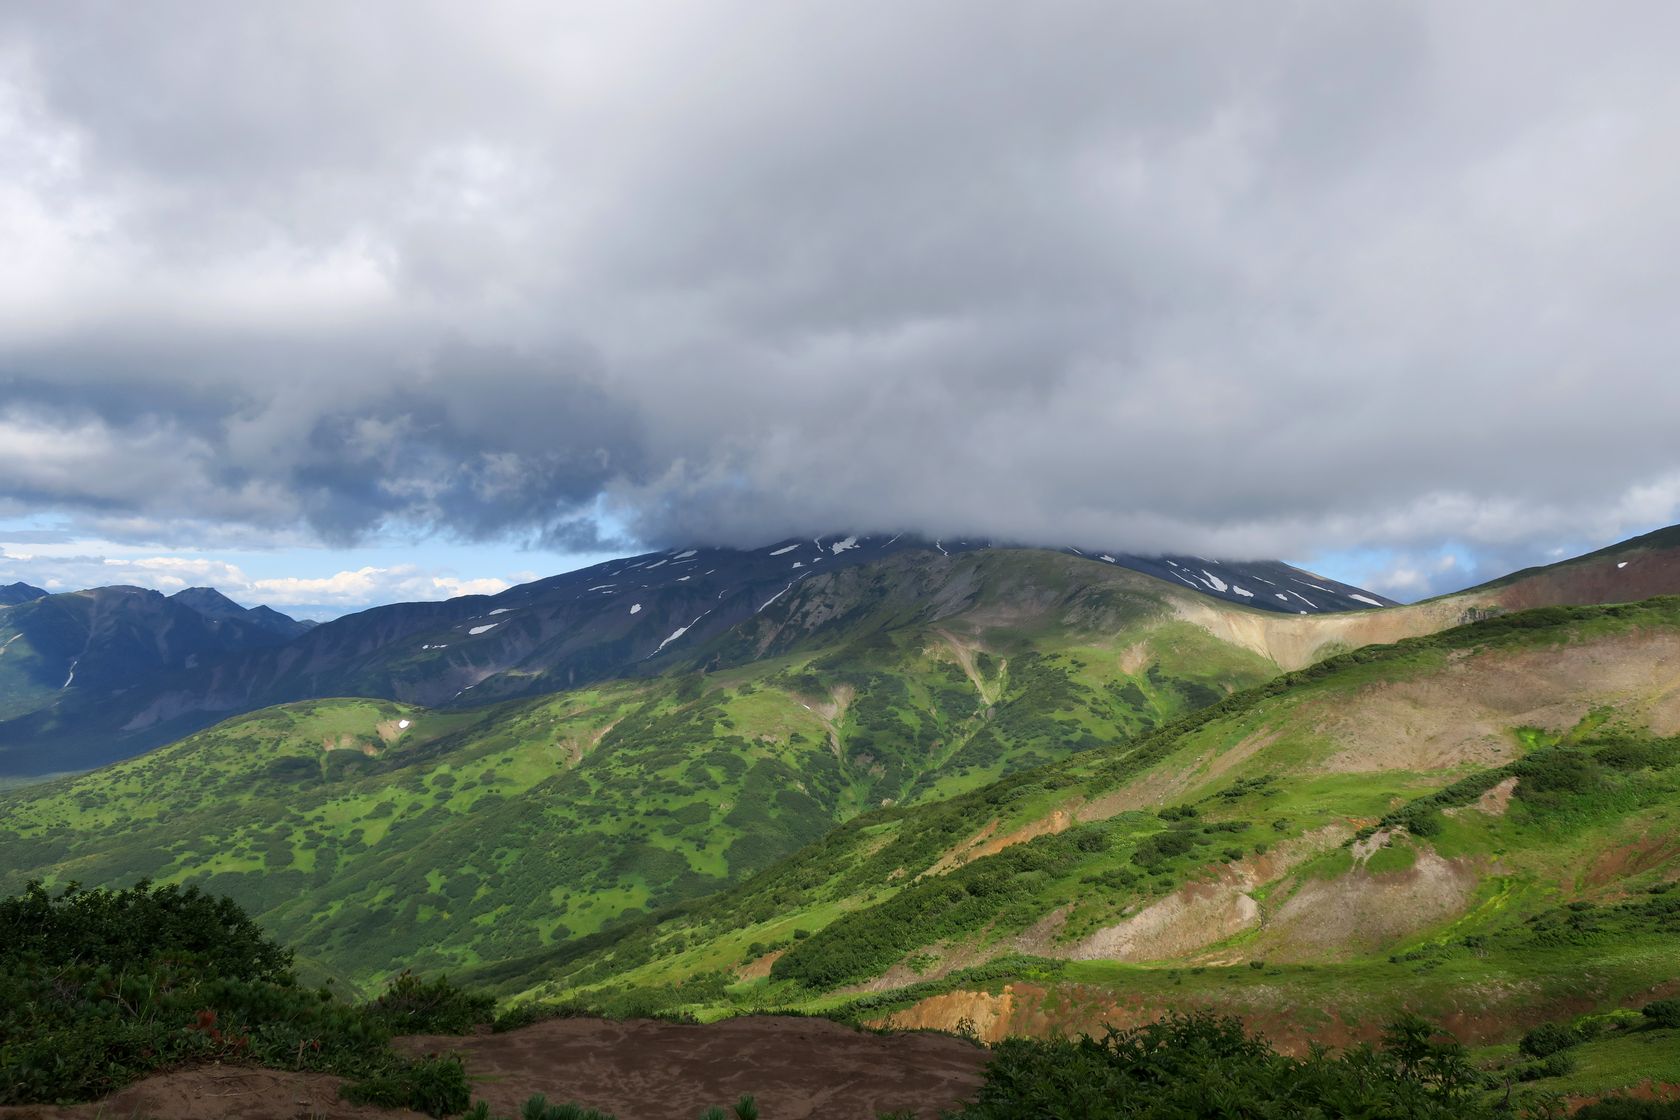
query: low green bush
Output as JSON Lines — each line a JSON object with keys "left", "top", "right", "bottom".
{"left": 341, "top": 1054, "right": 472, "bottom": 1116}
{"left": 1518, "top": 1021, "right": 1579, "bottom": 1058}
{"left": 1642, "top": 998, "right": 1680, "bottom": 1028}
{"left": 367, "top": 970, "right": 496, "bottom": 1034}
{"left": 945, "top": 1011, "right": 1489, "bottom": 1119}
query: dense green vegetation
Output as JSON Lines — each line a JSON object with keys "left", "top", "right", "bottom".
{"left": 0, "top": 555, "right": 1275, "bottom": 992}
{"left": 474, "top": 599, "right": 1680, "bottom": 1112}
{"left": 0, "top": 880, "right": 487, "bottom": 1111}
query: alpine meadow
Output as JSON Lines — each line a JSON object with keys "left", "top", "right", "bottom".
{"left": 4, "top": 4, "right": 1680, "bottom": 1117}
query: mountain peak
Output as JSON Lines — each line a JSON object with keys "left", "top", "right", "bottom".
{"left": 0, "top": 582, "right": 49, "bottom": 607}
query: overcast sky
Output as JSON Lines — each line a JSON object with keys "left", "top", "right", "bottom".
{"left": 3, "top": 2, "right": 1679, "bottom": 615}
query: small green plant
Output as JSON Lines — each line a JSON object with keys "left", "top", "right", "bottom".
{"left": 1518, "top": 1021, "right": 1578, "bottom": 1058}
{"left": 367, "top": 970, "right": 496, "bottom": 1034}
{"left": 341, "top": 1054, "right": 471, "bottom": 1117}
{"left": 1642, "top": 997, "right": 1680, "bottom": 1028}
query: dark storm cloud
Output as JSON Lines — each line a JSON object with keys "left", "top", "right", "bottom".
{"left": 4, "top": 1, "right": 1680, "bottom": 595}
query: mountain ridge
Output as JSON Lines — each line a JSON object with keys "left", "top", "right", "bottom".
{"left": 0, "top": 537, "right": 1395, "bottom": 775}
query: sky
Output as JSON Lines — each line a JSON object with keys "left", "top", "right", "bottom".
{"left": 4, "top": 2, "right": 1680, "bottom": 618}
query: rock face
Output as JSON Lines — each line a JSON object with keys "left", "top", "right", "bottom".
{"left": 0, "top": 536, "right": 1398, "bottom": 776}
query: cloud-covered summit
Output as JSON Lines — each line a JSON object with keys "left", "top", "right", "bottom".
{"left": 4, "top": 2, "right": 1680, "bottom": 597}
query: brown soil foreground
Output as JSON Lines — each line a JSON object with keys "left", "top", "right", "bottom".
{"left": 395, "top": 1016, "right": 988, "bottom": 1119}
{"left": 0, "top": 1065, "right": 426, "bottom": 1120}
{"left": 0, "top": 1017, "right": 988, "bottom": 1120}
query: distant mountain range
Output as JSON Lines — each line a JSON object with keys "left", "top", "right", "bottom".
{"left": 4, "top": 527, "right": 1677, "bottom": 777}
{"left": 5, "top": 524, "right": 1680, "bottom": 1089}
{"left": 0, "top": 537, "right": 1392, "bottom": 775}
{"left": 4, "top": 526, "right": 1680, "bottom": 1002}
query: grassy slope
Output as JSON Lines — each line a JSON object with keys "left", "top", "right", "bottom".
{"left": 492, "top": 600, "right": 1680, "bottom": 1099}
{"left": 0, "top": 551, "right": 1279, "bottom": 993}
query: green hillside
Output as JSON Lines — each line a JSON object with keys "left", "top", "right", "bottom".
{"left": 0, "top": 551, "right": 1276, "bottom": 992}
{"left": 478, "top": 599, "right": 1680, "bottom": 1090}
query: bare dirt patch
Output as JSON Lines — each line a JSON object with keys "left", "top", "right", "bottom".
{"left": 935, "top": 629, "right": 1002, "bottom": 706}
{"left": 1065, "top": 824, "right": 1347, "bottom": 964}
{"left": 0, "top": 1065, "right": 423, "bottom": 1120}
{"left": 394, "top": 1016, "right": 987, "bottom": 1119}
{"left": 1445, "top": 776, "right": 1520, "bottom": 819}
{"left": 1255, "top": 849, "right": 1480, "bottom": 961}
{"left": 1310, "top": 633, "right": 1680, "bottom": 773}
{"left": 1582, "top": 833, "right": 1680, "bottom": 891}
{"left": 736, "top": 948, "right": 784, "bottom": 981}
{"left": 923, "top": 807, "right": 1077, "bottom": 878}
{"left": 1119, "top": 641, "right": 1151, "bottom": 676}
{"left": 1073, "top": 875, "right": 1260, "bottom": 961}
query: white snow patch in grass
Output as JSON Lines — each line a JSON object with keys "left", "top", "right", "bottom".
{"left": 1296, "top": 581, "right": 1333, "bottom": 593}
{"left": 654, "top": 625, "right": 689, "bottom": 652}
{"left": 1618, "top": 561, "right": 1629, "bottom": 569}
{"left": 1286, "top": 591, "right": 1317, "bottom": 610}
{"left": 831, "top": 535, "right": 859, "bottom": 554}
{"left": 397, "top": 719, "right": 410, "bottom": 730}
{"left": 588, "top": 584, "right": 615, "bottom": 591}
{"left": 769, "top": 544, "right": 799, "bottom": 556}
{"left": 488, "top": 608, "right": 513, "bottom": 615}
{"left": 759, "top": 583, "right": 794, "bottom": 612}
{"left": 677, "top": 575, "right": 691, "bottom": 581}
{"left": 1201, "top": 570, "right": 1229, "bottom": 593}
{"left": 1276, "top": 593, "right": 1289, "bottom": 601}
{"left": 1349, "top": 594, "right": 1386, "bottom": 607}
{"left": 1233, "top": 585, "right": 1254, "bottom": 598}
{"left": 673, "top": 549, "right": 697, "bottom": 559}
{"left": 468, "top": 623, "right": 499, "bottom": 635}
{"left": 62, "top": 659, "right": 77, "bottom": 689}
{"left": 630, "top": 604, "right": 642, "bottom": 614}
{"left": 791, "top": 561, "right": 803, "bottom": 568}
{"left": 1099, "top": 554, "right": 1117, "bottom": 563}
{"left": 934, "top": 540, "right": 948, "bottom": 555}
{"left": 644, "top": 558, "right": 668, "bottom": 569}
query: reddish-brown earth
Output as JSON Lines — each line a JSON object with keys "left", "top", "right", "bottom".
{"left": 0, "top": 1065, "right": 426, "bottom": 1120}
{"left": 392, "top": 1016, "right": 986, "bottom": 1119}
{"left": 0, "top": 1018, "right": 988, "bottom": 1120}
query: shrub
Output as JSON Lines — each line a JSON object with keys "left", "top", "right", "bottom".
{"left": 341, "top": 1054, "right": 472, "bottom": 1117}
{"left": 1516, "top": 1050, "right": 1577, "bottom": 1080}
{"left": 945, "top": 1011, "right": 1486, "bottom": 1119}
{"left": 1519, "top": 1022, "right": 1579, "bottom": 1058}
{"left": 1643, "top": 998, "right": 1680, "bottom": 1028}
{"left": 367, "top": 971, "right": 495, "bottom": 1034}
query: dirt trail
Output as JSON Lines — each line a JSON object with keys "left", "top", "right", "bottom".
{"left": 2, "top": 1019, "right": 987, "bottom": 1120}
{"left": 923, "top": 806, "right": 1077, "bottom": 878}
{"left": 397, "top": 1016, "right": 986, "bottom": 1119}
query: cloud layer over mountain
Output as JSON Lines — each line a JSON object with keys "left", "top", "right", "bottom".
{"left": 5, "top": 2, "right": 1680, "bottom": 593}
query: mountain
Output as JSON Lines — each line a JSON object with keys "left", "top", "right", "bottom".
{"left": 0, "top": 585, "right": 309, "bottom": 730}
{"left": 0, "top": 547, "right": 1290, "bottom": 985}
{"left": 0, "top": 583, "right": 47, "bottom": 606}
{"left": 170, "top": 586, "right": 317, "bottom": 640}
{"left": 469, "top": 596, "right": 1680, "bottom": 1056}
{"left": 0, "top": 537, "right": 1396, "bottom": 776}
{"left": 6, "top": 528, "right": 1680, "bottom": 997}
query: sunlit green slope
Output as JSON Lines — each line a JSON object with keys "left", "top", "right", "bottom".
{"left": 493, "top": 600, "right": 1680, "bottom": 1075}
{"left": 0, "top": 549, "right": 1278, "bottom": 991}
